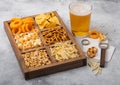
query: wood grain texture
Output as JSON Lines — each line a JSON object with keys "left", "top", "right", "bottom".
{"left": 4, "top": 11, "right": 87, "bottom": 80}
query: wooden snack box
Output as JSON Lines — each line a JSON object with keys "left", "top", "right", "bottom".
{"left": 4, "top": 11, "right": 87, "bottom": 80}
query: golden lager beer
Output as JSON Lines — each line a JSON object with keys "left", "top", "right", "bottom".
{"left": 69, "top": 2, "right": 92, "bottom": 36}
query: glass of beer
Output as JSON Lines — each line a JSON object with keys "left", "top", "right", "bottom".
{"left": 69, "top": 2, "right": 92, "bottom": 36}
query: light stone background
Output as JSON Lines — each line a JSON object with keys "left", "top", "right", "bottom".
{"left": 0, "top": 0, "right": 120, "bottom": 85}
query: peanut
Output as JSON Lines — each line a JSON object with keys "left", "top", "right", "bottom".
{"left": 22, "top": 50, "right": 51, "bottom": 69}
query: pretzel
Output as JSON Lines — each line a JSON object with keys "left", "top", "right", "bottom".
{"left": 87, "top": 47, "right": 97, "bottom": 58}
{"left": 42, "top": 26, "right": 68, "bottom": 45}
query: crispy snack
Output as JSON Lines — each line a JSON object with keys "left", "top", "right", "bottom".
{"left": 88, "top": 58, "right": 102, "bottom": 76}
{"left": 10, "top": 19, "right": 22, "bottom": 29}
{"left": 21, "top": 23, "right": 34, "bottom": 32}
{"left": 50, "top": 41, "right": 79, "bottom": 62}
{"left": 11, "top": 18, "right": 21, "bottom": 22}
{"left": 10, "top": 17, "right": 35, "bottom": 34}
{"left": 14, "top": 29, "right": 42, "bottom": 50}
{"left": 89, "top": 30, "right": 107, "bottom": 42}
{"left": 87, "top": 47, "right": 97, "bottom": 58}
{"left": 35, "top": 12, "right": 60, "bottom": 29}
{"left": 42, "top": 26, "right": 68, "bottom": 45}
{"left": 22, "top": 50, "right": 51, "bottom": 69}
{"left": 98, "top": 33, "right": 106, "bottom": 42}
{"left": 89, "top": 30, "right": 99, "bottom": 39}
{"left": 12, "top": 27, "right": 22, "bottom": 34}
{"left": 22, "top": 17, "right": 34, "bottom": 25}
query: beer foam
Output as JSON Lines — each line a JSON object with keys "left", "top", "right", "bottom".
{"left": 70, "top": 3, "right": 91, "bottom": 16}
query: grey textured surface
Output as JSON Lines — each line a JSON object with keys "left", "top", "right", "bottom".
{"left": 0, "top": 0, "right": 120, "bottom": 85}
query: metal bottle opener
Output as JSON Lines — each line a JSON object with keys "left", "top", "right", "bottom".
{"left": 81, "top": 39, "right": 90, "bottom": 45}
{"left": 99, "top": 43, "right": 109, "bottom": 68}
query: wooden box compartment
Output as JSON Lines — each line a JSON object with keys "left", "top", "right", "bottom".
{"left": 4, "top": 11, "right": 87, "bottom": 80}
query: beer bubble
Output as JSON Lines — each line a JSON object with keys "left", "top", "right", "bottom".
{"left": 70, "top": 3, "right": 91, "bottom": 16}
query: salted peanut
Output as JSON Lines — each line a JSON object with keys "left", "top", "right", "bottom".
{"left": 25, "top": 61, "right": 29, "bottom": 67}
{"left": 42, "top": 26, "right": 68, "bottom": 45}
{"left": 14, "top": 29, "right": 42, "bottom": 50}
{"left": 22, "top": 50, "right": 51, "bottom": 69}
{"left": 50, "top": 41, "right": 79, "bottom": 62}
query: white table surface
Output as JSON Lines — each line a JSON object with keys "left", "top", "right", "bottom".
{"left": 0, "top": 0, "right": 120, "bottom": 85}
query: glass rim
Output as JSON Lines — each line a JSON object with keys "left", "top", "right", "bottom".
{"left": 69, "top": 1, "right": 92, "bottom": 14}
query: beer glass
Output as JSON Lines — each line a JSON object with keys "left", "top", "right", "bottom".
{"left": 69, "top": 2, "right": 92, "bottom": 36}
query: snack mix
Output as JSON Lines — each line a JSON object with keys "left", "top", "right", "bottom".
{"left": 14, "top": 29, "right": 42, "bottom": 50}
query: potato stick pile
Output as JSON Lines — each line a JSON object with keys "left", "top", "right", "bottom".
{"left": 88, "top": 58, "right": 102, "bottom": 76}
{"left": 50, "top": 41, "right": 79, "bottom": 62}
